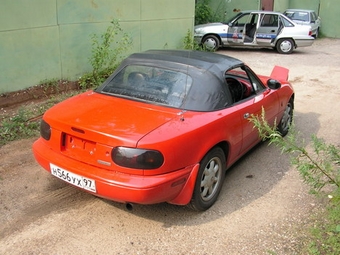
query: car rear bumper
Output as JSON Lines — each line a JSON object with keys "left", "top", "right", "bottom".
{"left": 32, "top": 138, "right": 197, "bottom": 205}
{"left": 295, "top": 38, "right": 314, "bottom": 47}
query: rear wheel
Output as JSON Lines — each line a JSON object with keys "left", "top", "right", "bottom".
{"left": 189, "top": 147, "right": 226, "bottom": 211}
{"left": 202, "top": 35, "right": 220, "bottom": 51}
{"left": 278, "top": 98, "right": 293, "bottom": 136}
{"left": 276, "top": 38, "right": 294, "bottom": 54}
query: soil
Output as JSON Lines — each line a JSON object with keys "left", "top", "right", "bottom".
{"left": 0, "top": 80, "right": 79, "bottom": 109}
{"left": 1, "top": 38, "right": 340, "bottom": 254}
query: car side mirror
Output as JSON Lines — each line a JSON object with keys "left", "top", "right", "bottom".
{"left": 267, "top": 79, "right": 281, "bottom": 89}
{"left": 311, "top": 20, "right": 315, "bottom": 24}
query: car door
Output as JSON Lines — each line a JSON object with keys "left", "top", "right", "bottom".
{"left": 256, "top": 13, "right": 280, "bottom": 46}
{"left": 227, "top": 13, "right": 252, "bottom": 45}
{"left": 229, "top": 66, "right": 279, "bottom": 154}
{"left": 237, "top": 87, "right": 279, "bottom": 153}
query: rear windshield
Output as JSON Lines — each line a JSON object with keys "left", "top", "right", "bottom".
{"left": 284, "top": 11, "right": 309, "bottom": 22}
{"left": 99, "top": 65, "right": 192, "bottom": 108}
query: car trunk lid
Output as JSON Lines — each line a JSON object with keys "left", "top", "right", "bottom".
{"left": 43, "top": 91, "right": 178, "bottom": 172}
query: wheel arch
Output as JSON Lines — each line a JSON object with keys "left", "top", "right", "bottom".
{"left": 275, "top": 37, "right": 297, "bottom": 48}
{"left": 203, "top": 141, "right": 230, "bottom": 170}
{"left": 202, "top": 33, "right": 222, "bottom": 45}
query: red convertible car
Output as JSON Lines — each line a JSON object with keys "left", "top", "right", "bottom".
{"left": 33, "top": 50, "right": 294, "bottom": 211}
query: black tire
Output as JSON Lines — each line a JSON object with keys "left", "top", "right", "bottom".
{"left": 202, "top": 35, "right": 220, "bottom": 51}
{"left": 276, "top": 38, "right": 294, "bottom": 54}
{"left": 189, "top": 147, "right": 226, "bottom": 211}
{"left": 277, "top": 98, "right": 294, "bottom": 136}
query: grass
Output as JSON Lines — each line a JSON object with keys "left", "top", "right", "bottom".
{"left": 0, "top": 90, "right": 79, "bottom": 146}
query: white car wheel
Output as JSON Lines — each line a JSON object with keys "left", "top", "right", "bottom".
{"left": 276, "top": 38, "right": 294, "bottom": 54}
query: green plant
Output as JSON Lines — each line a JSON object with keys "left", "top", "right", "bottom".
{"left": 195, "top": 0, "right": 213, "bottom": 25}
{"left": 0, "top": 108, "right": 40, "bottom": 145}
{"left": 39, "top": 78, "right": 60, "bottom": 96}
{"left": 182, "top": 29, "right": 214, "bottom": 51}
{"left": 250, "top": 108, "right": 340, "bottom": 254}
{"left": 0, "top": 90, "right": 79, "bottom": 147}
{"left": 251, "top": 109, "right": 339, "bottom": 192}
{"left": 183, "top": 29, "right": 201, "bottom": 50}
{"left": 79, "top": 19, "right": 132, "bottom": 89}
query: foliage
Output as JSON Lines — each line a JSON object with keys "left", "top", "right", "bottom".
{"left": 79, "top": 19, "right": 132, "bottom": 89}
{"left": 250, "top": 108, "right": 340, "bottom": 254}
{"left": 0, "top": 108, "right": 40, "bottom": 145}
{"left": 195, "top": 0, "right": 226, "bottom": 25}
{"left": 182, "top": 29, "right": 215, "bottom": 52}
{"left": 39, "top": 78, "right": 60, "bottom": 96}
{"left": 195, "top": 0, "right": 213, "bottom": 25}
{"left": 183, "top": 29, "right": 201, "bottom": 50}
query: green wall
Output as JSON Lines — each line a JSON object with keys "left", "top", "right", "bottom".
{"left": 319, "top": 0, "right": 340, "bottom": 38}
{"left": 0, "top": 0, "right": 195, "bottom": 93}
{"left": 288, "top": 0, "right": 321, "bottom": 13}
{"left": 274, "top": 0, "right": 290, "bottom": 12}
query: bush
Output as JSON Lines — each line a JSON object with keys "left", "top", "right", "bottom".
{"left": 195, "top": 0, "right": 213, "bottom": 25}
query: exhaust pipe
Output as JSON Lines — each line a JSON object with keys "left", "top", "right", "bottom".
{"left": 126, "top": 203, "right": 133, "bottom": 211}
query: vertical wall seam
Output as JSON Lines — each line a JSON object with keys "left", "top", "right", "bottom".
{"left": 56, "top": 0, "right": 63, "bottom": 80}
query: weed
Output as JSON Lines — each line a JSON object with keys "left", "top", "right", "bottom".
{"left": 0, "top": 108, "right": 40, "bottom": 145}
{"left": 79, "top": 19, "right": 132, "bottom": 89}
{"left": 250, "top": 108, "right": 340, "bottom": 254}
{"left": 182, "top": 29, "right": 214, "bottom": 51}
{"left": 39, "top": 78, "right": 60, "bottom": 96}
{"left": 183, "top": 29, "right": 201, "bottom": 50}
{"left": 0, "top": 90, "right": 79, "bottom": 147}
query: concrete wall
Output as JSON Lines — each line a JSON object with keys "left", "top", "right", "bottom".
{"left": 0, "top": 0, "right": 195, "bottom": 93}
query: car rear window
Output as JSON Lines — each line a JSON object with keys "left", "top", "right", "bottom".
{"left": 285, "top": 11, "right": 309, "bottom": 22}
{"left": 99, "top": 65, "right": 192, "bottom": 108}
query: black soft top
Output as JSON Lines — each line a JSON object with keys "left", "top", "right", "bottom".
{"left": 129, "top": 50, "right": 243, "bottom": 80}
{"left": 97, "top": 50, "right": 245, "bottom": 111}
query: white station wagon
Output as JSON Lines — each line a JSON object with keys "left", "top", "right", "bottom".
{"left": 194, "top": 10, "right": 314, "bottom": 54}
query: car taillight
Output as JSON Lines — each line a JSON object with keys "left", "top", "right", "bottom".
{"left": 309, "top": 30, "right": 312, "bottom": 36}
{"left": 40, "top": 119, "right": 51, "bottom": 140}
{"left": 111, "top": 147, "right": 164, "bottom": 169}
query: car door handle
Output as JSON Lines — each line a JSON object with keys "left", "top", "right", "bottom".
{"left": 271, "top": 30, "right": 276, "bottom": 32}
{"left": 244, "top": 113, "right": 250, "bottom": 119}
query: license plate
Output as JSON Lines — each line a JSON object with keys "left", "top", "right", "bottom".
{"left": 50, "top": 163, "right": 96, "bottom": 193}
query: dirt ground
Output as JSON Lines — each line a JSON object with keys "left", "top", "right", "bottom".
{"left": 1, "top": 38, "right": 340, "bottom": 254}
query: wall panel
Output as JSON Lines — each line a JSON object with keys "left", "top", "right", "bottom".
{"left": 0, "top": 0, "right": 194, "bottom": 93}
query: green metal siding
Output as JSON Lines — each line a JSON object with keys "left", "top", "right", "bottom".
{"left": 0, "top": 0, "right": 195, "bottom": 93}
{"left": 315, "top": 0, "right": 339, "bottom": 38}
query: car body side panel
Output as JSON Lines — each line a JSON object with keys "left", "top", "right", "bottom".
{"left": 137, "top": 108, "right": 244, "bottom": 174}
{"left": 237, "top": 90, "right": 279, "bottom": 153}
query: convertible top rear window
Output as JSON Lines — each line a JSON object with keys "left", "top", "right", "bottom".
{"left": 100, "top": 65, "right": 192, "bottom": 108}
